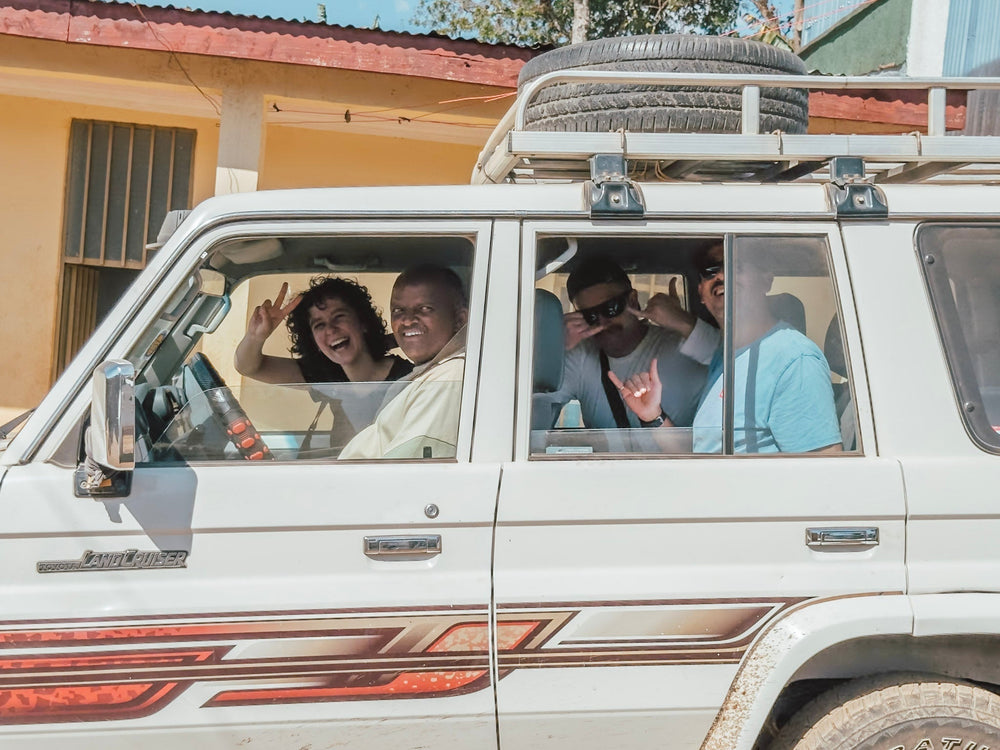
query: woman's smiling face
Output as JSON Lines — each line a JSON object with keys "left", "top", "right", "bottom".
{"left": 308, "top": 296, "right": 368, "bottom": 367}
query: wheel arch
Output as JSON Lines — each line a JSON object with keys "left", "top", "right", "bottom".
{"left": 701, "top": 593, "right": 1000, "bottom": 750}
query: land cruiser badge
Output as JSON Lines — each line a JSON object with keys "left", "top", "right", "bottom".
{"left": 37, "top": 549, "right": 188, "bottom": 573}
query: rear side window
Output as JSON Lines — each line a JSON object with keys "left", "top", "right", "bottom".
{"left": 918, "top": 224, "right": 1000, "bottom": 452}
{"left": 530, "top": 234, "right": 856, "bottom": 458}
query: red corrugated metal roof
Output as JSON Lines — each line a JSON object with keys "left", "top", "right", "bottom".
{"left": 0, "top": 0, "right": 536, "bottom": 87}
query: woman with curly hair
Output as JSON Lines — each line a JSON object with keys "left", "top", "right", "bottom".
{"left": 234, "top": 276, "right": 412, "bottom": 384}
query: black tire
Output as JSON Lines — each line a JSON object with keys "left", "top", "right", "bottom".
{"left": 769, "top": 673, "right": 1000, "bottom": 750}
{"left": 518, "top": 35, "right": 809, "bottom": 135}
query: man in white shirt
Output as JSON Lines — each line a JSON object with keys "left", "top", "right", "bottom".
{"left": 547, "top": 256, "right": 717, "bottom": 430}
{"left": 338, "top": 265, "right": 468, "bottom": 460}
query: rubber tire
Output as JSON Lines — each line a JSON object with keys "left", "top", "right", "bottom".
{"left": 517, "top": 35, "right": 809, "bottom": 134}
{"left": 769, "top": 673, "right": 1000, "bottom": 750}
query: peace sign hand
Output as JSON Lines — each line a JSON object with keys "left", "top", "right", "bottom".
{"left": 246, "top": 282, "right": 302, "bottom": 342}
{"left": 607, "top": 358, "right": 665, "bottom": 424}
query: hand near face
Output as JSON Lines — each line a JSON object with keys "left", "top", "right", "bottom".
{"left": 633, "top": 278, "right": 696, "bottom": 337}
{"left": 607, "top": 358, "right": 664, "bottom": 424}
{"left": 564, "top": 311, "right": 605, "bottom": 351}
{"left": 247, "top": 282, "right": 302, "bottom": 342}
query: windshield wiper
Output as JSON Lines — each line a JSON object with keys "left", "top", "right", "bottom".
{"left": 0, "top": 409, "right": 34, "bottom": 440}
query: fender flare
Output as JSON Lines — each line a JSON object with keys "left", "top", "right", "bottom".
{"left": 699, "top": 594, "right": 913, "bottom": 750}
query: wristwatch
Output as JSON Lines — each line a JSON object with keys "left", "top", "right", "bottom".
{"left": 640, "top": 410, "right": 666, "bottom": 428}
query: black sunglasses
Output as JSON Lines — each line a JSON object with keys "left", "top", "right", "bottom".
{"left": 578, "top": 290, "right": 630, "bottom": 326}
{"left": 698, "top": 264, "right": 724, "bottom": 280}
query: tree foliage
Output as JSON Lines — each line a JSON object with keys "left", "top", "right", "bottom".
{"left": 412, "top": 0, "right": 743, "bottom": 47}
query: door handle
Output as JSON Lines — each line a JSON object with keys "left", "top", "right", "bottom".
{"left": 805, "top": 527, "right": 879, "bottom": 548}
{"left": 364, "top": 535, "right": 442, "bottom": 559}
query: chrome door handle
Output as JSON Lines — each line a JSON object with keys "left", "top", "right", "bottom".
{"left": 364, "top": 535, "right": 442, "bottom": 559}
{"left": 805, "top": 527, "right": 879, "bottom": 548}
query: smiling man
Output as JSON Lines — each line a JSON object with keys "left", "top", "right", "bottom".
{"left": 610, "top": 242, "right": 843, "bottom": 454}
{"left": 338, "top": 264, "right": 469, "bottom": 460}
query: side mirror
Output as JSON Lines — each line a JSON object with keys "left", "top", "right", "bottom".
{"left": 89, "top": 359, "right": 136, "bottom": 471}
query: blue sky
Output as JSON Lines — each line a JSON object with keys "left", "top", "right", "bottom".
{"left": 107, "top": 1, "right": 799, "bottom": 35}
{"left": 107, "top": 0, "right": 424, "bottom": 31}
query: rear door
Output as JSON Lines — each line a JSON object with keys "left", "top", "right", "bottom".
{"left": 856, "top": 221, "right": 1000, "bottom": 603}
{"left": 494, "top": 219, "right": 907, "bottom": 749}
{"left": 0, "top": 218, "right": 500, "bottom": 749}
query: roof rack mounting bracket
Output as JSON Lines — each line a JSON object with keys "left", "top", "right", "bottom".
{"left": 588, "top": 154, "right": 645, "bottom": 219}
{"left": 825, "top": 156, "right": 888, "bottom": 219}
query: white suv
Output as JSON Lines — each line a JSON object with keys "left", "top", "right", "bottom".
{"left": 3, "top": 66, "right": 1000, "bottom": 750}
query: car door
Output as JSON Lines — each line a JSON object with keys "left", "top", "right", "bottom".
{"left": 493, "top": 219, "right": 907, "bottom": 750}
{"left": 854, "top": 221, "right": 1000, "bottom": 602}
{"left": 0, "top": 217, "right": 500, "bottom": 750}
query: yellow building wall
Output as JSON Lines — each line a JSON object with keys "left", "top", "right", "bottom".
{"left": 0, "top": 36, "right": 509, "bottom": 423}
{"left": 260, "top": 125, "right": 483, "bottom": 188}
{"left": 0, "top": 94, "right": 219, "bottom": 422}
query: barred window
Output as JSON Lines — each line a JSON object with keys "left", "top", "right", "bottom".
{"left": 62, "top": 120, "right": 195, "bottom": 267}
{"left": 55, "top": 120, "right": 195, "bottom": 376}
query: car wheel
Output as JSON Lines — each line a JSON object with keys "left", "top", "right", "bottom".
{"left": 518, "top": 34, "right": 809, "bottom": 135}
{"left": 769, "top": 673, "right": 1000, "bottom": 750}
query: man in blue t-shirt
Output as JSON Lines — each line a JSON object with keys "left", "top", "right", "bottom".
{"left": 609, "top": 242, "right": 843, "bottom": 454}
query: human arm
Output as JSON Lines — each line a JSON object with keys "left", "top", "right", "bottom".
{"left": 607, "top": 358, "right": 676, "bottom": 427}
{"left": 233, "top": 282, "right": 305, "bottom": 384}
{"left": 635, "top": 278, "right": 697, "bottom": 337}
{"left": 634, "top": 279, "right": 718, "bottom": 365}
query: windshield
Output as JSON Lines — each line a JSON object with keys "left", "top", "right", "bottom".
{"left": 0, "top": 409, "right": 34, "bottom": 451}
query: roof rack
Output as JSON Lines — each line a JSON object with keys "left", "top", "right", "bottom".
{"left": 471, "top": 71, "right": 1000, "bottom": 186}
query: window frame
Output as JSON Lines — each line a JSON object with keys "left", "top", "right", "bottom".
{"left": 518, "top": 221, "right": 866, "bottom": 461}
{"left": 916, "top": 221, "right": 1000, "bottom": 454}
{"left": 40, "top": 218, "right": 493, "bottom": 468}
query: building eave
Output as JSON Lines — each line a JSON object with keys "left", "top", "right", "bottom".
{"left": 0, "top": 0, "right": 535, "bottom": 87}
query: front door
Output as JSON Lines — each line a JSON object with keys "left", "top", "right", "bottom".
{"left": 0, "top": 219, "right": 499, "bottom": 749}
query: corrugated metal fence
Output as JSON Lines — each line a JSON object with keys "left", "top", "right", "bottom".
{"left": 801, "top": 0, "right": 871, "bottom": 47}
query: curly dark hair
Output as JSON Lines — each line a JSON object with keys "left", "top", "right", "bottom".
{"left": 286, "top": 277, "right": 390, "bottom": 378}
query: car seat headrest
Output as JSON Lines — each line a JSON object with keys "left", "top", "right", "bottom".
{"left": 766, "top": 292, "right": 806, "bottom": 335}
{"left": 824, "top": 314, "right": 847, "bottom": 377}
{"left": 534, "top": 289, "right": 565, "bottom": 393}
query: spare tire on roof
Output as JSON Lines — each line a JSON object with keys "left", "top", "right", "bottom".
{"left": 518, "top": 35, "right": 809, "bottom": 135}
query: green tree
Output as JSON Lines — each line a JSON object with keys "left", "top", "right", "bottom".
{"left": 412, "top": 0, "right": 742, "bottom": 47}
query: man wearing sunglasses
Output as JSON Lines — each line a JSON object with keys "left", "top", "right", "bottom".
{"left": 610, "top": 242, "right": 843, "bottom": 453}
{"left": 550, "top": 255, "right": 718, "bottom": 430}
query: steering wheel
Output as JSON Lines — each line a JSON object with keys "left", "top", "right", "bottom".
{"left": 188, "top": 353, "right": 273, "bottom": 461}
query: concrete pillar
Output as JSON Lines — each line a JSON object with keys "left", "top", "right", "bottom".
{"left": 205, "top": 85, "right": 266, "bottom": 387}
{"left": 215, "top": 86, "right": 265, "bottom": 195}
{"left": 907, "top": 0, "right": 950, "bottom": 77}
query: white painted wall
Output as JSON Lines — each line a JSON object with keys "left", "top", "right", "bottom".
{"left": 907, "top": 0, "right": 951, "bottom": 76}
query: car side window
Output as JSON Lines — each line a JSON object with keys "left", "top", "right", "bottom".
{"left": 918, "top": 223, "right": 1000, "bottom": 452}
{"left": 529, "top": 234, "right": 857, "bottom": 458}
{"left": 128, "top": 234, "right": 475, "bottom": 463}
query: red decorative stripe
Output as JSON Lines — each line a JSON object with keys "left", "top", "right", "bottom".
{"left": 427, "top": 621, "right": 539, "bottom": 653}
{"left": 206, "top": 670, "right": 489, "bottom": 707}
{"left": 0, "top": 648, "right": 218, "bottom": 672}
{"left": 0, "top": 682, "right": 186, "bottom": 723}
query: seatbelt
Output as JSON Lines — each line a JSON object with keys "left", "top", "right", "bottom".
{"left": 298, "top": 399, "right": 330, "bottom": 456}
{"left": 599, "top": 350, "right": 631, "bottom": 429}
{"left": 744, "top": 341, "right": 761, "bottom": 453}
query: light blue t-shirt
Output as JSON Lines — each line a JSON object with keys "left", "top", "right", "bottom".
{"left": 693, "top": 324, "right": 842, "bottom": 454}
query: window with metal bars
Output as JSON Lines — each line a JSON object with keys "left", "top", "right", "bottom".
{"left": 55, "top": 120, "right": 196, "bottom": 377}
